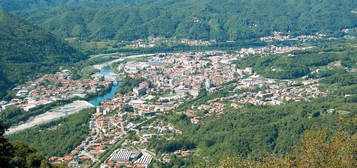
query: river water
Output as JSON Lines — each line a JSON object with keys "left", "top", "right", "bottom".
{"left": 5, "top": 68, "right": 118, "bottom": 134}
{"left": 89, "top": 69, "right": 119, "bottom": 106}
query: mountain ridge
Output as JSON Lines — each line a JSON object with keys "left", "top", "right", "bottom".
{"left": 5, "top": 0, "right": 357, "bottom": 41}
{"left": 0, "top": 9, "right": 85, "bottom": 98}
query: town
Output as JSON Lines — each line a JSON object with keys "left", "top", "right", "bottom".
{"left": 0, "top": 70, "right": 112, "bottom": 112}
{"left": 2, "top": 42, "right": 328, "bottom": 168}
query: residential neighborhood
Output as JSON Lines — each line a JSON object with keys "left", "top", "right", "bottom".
{"left": 0, "top": 70, "right": 112, "bottom": 112}
{"left": 2, "top": 43, "right": 329, "bottom": 167}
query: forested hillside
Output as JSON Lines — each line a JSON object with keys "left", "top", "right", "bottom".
{"left": 0, "top": 122, "right": 51, "bottom": 168}
{"left": 4, "top": 0, "right": 357, "bottom": 41}
{"left": 6, "top": 108, "right": 94, "bottom": 157}
{"left": 0, "top": 0, "right": 109, "bottom": 11}
{"left": 215, "top": 120, "right": 356, "bottom": 168}
{"left": 0, "top": 10, "right": 85, "bottom": 98}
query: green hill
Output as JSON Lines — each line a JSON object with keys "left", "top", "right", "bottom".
{"left": 0, "top": 0, "right": 105, "bottom": 11}
{"left": 0, "top": 10, "right": 85, "bottom": 98}
{"left": 5, "top": 0, "right": 357, "bottom": 41}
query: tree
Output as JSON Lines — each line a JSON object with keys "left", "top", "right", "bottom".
{"left": 296, "top": 129, "right": 357, "bottom": 168}
{"left": 0, "top": 123, "right": 14, "bottom": 168}
{"left": 10, "top": 142, "right": 49, "bottom": 168}
{"left": 215, "top": 117, "right": 357, "bottom": 168}
{"left": 122, "top": 104, "right": 134, "bottom": 112}
{"left": 0, "top": 122, "right": 52, "bottom": 168}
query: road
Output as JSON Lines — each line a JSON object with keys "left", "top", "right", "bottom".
{"left": 91, "top": 116, "right": 156, "bottom": 168}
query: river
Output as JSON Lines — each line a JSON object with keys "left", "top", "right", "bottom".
{"left": 5, "top": 69, "right": 119, "bottom": 134}
{"left": 89, "top": 68, "right": 119, "bottom": 106}
{"left": 89, "top": 54, "right": 152, "bottom": 106}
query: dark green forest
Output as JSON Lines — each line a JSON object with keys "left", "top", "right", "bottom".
{"left": 2, "top": 0, "right": 356, "bottom": 41}
{"left": 0, "top": 122, "right": 52, "bottom": 168}
{"left": 0, "top": 10, "right": 85, "bottom": 98}
{"left": 0, "top": 0, "right": 108, "bottom": 11}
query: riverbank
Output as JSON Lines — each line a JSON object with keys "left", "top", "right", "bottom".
{"left": 88, "top": 68, "right": 120, "bottom": 106}
{"left": 6, "top": 108, "right": 95, "bottom": 157}
{"left": 5, "top": 100, "right": 94, "bottom": 135}
{"left": 89, "top": 83, "right": 119, "bottom": 106}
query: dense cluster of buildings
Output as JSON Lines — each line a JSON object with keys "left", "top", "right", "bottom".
{"left": 0, "top": 70, "right": 111, "bottom": 112}
{"left": 237, "top": 45, "right": 314, "bottom": 57}
{"left": 2, "top": 40, "right": 329, "bottom": 167}
{"left": 193, "top": 77, "right": 325, "bottom": 118}
{"left": 49, "top": 102, "right": 180, "bottom": 167}
{"left": 120, "top": 51, "right": 237, "bottom": 97}
{"left": 125, "top": 37, "right": 215, "bottom": 48}
{"left": 86, "top": 47, "right": 326, "bottom": 148}
{"left": 260, "top": 31, "right": 325, "bottom": 42}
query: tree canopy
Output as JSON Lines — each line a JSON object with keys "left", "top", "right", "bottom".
{"left": 0, "top": 122, "right": 51, "bottom": 168}
{"left": 2, "top": 0, "right": 356, "bottom": 41}
{"left": 0, "top": 10, "right": 85, "bottom": 98}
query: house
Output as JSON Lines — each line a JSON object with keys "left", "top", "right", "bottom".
{"left": 63, "top": 155, "right": 73, "bottom": 162}
{"left": 16, "top": 89, "right": 29, "bottom": 97}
